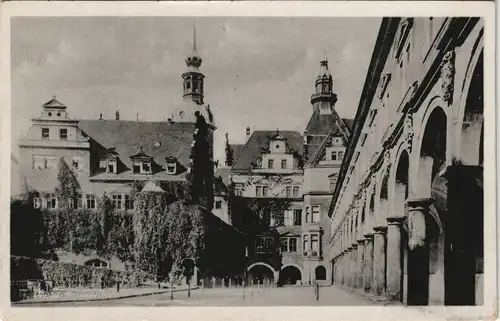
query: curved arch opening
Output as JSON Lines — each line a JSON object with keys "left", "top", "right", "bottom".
{"left": 315, "top": 266, "right": 327, "bottom": 280}
{"left": 279, "top": 265, "right": 302, "bottom": 286}
{"left": 248, "top": 263, "right": 275, "bottom": 285}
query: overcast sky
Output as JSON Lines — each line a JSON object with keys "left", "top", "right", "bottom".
{"left": 11, "top": 17, "right": 381, "bottom": 162}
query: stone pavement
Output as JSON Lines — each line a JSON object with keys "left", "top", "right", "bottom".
{"left": 26, "top": 285, "right": 380, "bottom": 306}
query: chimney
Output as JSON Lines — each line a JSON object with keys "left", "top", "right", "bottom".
{"left": 245, "top": 126, "right": 251, "bottom": 137}
{"left": 99, "top": 114, "right": 103, "bottom": 120}
{"left": 116, "top": 111, "right": 120, "bottom": 120}
{"left": 136, "top": 113, "right": 139, "bottom": 121}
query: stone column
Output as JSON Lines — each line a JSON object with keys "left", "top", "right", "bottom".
{"left": 341, "top": 252, "right": 347, "bottom": 286}
{"left": 363, "top": 234, "right": 374, "bottom": 293}
{"left": 372, "top": 226, "right": 387, "bottom": 296}
{"left": 356, "top": 239, "right": 365, "bottom": 290}
{"left": 444, "top": 165, "right": 481, "bottom": 305}
{"left": 406, "top": 198, "right": 432, "bottom": 305}
{"left": 386, "top": 217, "right": 405, "bottom": 301}
{"left": 351, "top": 244, "right": 358, "bottom": 288}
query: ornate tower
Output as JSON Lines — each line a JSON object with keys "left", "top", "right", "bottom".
{"left": 310, "top": 56, "right": 337, "bottom": 114}
{"left": 182, "top": 23, "right": 205, "bottom": 105}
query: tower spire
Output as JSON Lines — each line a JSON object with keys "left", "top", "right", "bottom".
{"left": 193, "top": 21, "right": 197, "bottom": 53}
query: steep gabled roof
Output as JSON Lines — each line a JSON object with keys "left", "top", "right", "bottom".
{"left": 231, "top": 130, "right": 303, "bottom": 171}
{"left": 306, "top": 112, "right": 353, "bottom": 167}
{"left": 78, "top": 120, "right": 195, "bottom": 173}
{"left": 230, "top": 144, "right": 245, "bottom": 164}
{"left": 304, "top": 110, "right": 335, "bottom": 135}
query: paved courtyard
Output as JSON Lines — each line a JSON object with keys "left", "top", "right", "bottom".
{"left": 23, "top": 285, "right": 380, "bottom": 307}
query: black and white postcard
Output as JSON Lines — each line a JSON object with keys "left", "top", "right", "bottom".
{"left": 0, "top": 1, "right": 496, "bottom": 320}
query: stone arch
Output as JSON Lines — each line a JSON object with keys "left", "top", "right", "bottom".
{"left": 247, "top": 262, "right": 275, "bottom": 273}
{"left": 412, "top": 100, "right": 448, "bottom": 199}
{"left": 84, "top": 258, "right": 108, "bottom": 268}
{"left": 279, "top": 264, "right": 303, "bottom": 285}
{"left": 247, "top": 262, "right": 276, "bottom": 284}
{"left": 457, "top": 50, "right": 483, "bottom": 165}
{"left": 315, "top": 265, "right": 327, "bottom": 280}
{"left": 411, "top": 105, "right": 447, "bottom": 305}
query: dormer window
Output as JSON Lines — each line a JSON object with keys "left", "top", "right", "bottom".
{"left": 130, "top": 147, "right": 153, "bottom": 175}
{"left": 166, "top": 157, "right": 177, "bottom": 175}
{"left": 132, "top": 160, "right": 152, "bottom": 174}
{"left": 107, "top": 159, "right": 117, "bottom": 174}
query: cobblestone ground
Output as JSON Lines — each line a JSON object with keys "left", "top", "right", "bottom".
{"left": 26, "top": 285, "right": 378, "bottom": 307}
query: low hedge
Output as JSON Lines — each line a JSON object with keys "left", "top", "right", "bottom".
{"left": 11, "top": 256, "right": 151, "bottom": 289}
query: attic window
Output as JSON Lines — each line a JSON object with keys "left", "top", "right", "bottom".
{"left": 133, "top": 161, "right": 152, "bottom": 174}
{"left": 166, "top": 158, "right": 177, "bottom": 175}
{"left": 107, "top": 159, "right": 117, "bottom": 174}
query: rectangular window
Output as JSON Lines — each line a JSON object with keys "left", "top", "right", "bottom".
{"left": 293, "top": 209, "right": 302, "bottom": 226}
{"left": 256, "top": 186, "right": 262, "bottom": 197}
{"left": 331, "top": 151, "right": 337, "bottom": 161}
{"left": 112, "top": 194, "right": 123, "bottom": 209}
{"left": 311, "top": 234, "right": 319, "bottom": 255}
{"left": 234, "top": 184, "right": 243, "bottom": 196}
{"left": 256, "top": 237, "right": 273, "bottom": 253}
{"left": 215, "top": 200, "right": 222, "bottom": 210}
{"left": 305, "top": 206, "right": 311, "bottom": 223}
{"left": 293, "top": 186, "right": 299, "bottom": 198}
{"left": 86, "top": 194, "right": 96, "bottom": 209}
{"left": 42, "top": 128, "right": 49, "bottom": 139}
{"left": 108, "top": 159, "right": 117, "bottom": 174}
{"left": 33, "top": 156, "right": 46, "bottom": 170}
{"left": 338, "top": 151, "right": 344, "bottom": 160}
{"left": 268, "top": 159, "right": 274, "bottom": 169}
{"left": 281, "top": 159, "right": 287, "bottom": 169}
{"left": 76, "top": 194, "right": 83, "bottom": 209}
{"left": 133, "top": 161, "right": 141, "bottom": 174}
{"left": 99, "top": 160, "right": 107, "bottom": 169}
{"left": 142, "top": 161, "right": 151, "bottom": 174}
{"left": 124, "top": 195, "right": 134, "bottom": 210}
{"left": 289, "top": 238, "right": 297, "bottom": 252}
{"left": 284, "top": 210, "right": 293, "bottom": 227}
{"left": 303, "top": 235, "right": 309, "bottom": 254}
{"left": 285, "top": 186, "right": 292, "bottom": 198}
{"left": 312, "top": 205, "right": 321, "bottom": 223}
{"left": 264, "top": 237, "right": 273, "bottom": 253}
{"left": 33, "top": 197, "right": 41, "bottom": 209}
{"left": 280, "top": 238, "right": 288, "bottom": 253}
{"left": 166, "top": 161, "right": 176, "bottom": 174}
{"left": 59, "top": 128, "right": 68, "bottom": 140}
{"left": 46, "top": 194, "right": 58, "bottom": 209}
{"left": 262, "top": 186, "right": 269, "bottom": 197}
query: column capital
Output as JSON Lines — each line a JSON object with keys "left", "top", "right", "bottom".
{"left": 357, "top": 238, "right": 365, "bottom": 245}
{"left": 387, "top": 216, "right": 406, "bottom": 225}
{"left": 347, "top": 246, "right": 353, "bottom": 251}
{"left": 363, "top": 233, "right": 374, "bottom": 239}
{"left": 406, "top": 198, "right": 433, "bottom": 210}
{"left": 373, "top": 226, "right": 388, "bottom": 234}
{"left": 351, "top": 242, "right": 358, "bottom": 248}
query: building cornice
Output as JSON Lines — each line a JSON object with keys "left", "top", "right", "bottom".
{"left": 327, "top": 18, "right": 401, "bottom": 218}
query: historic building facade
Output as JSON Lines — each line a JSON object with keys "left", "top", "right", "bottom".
{"left": 16, "top": 28, "right": 218, "bottom": 271}
{"left": 217, "top": 58, "right": 352, "bottom": 286}
{"left": 327, "top": 18, "right": 484, "bottom": 305}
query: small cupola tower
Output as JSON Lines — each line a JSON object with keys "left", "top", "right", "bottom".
{"left": 182, "top": 22, "right": 205, "bottom": 105}
{"left": 310, "top": 54, "right": 337, "bottom": 114}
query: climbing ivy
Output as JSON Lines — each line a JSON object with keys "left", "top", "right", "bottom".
{"left": 55, "top": 157, "right": 81, "bottom": 208}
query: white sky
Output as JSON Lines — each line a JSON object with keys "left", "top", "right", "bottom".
{"left": 11, "top": 17, "right": 381, "bottom": 163}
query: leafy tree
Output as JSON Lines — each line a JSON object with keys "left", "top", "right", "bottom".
{"left": 188, "top": 111, "right": 213, "bottom": 208}
{"left": 55, "top": 157, "right": 81, "bottom": 208}
{"left": 132, "top": 191, "right": 171, "bottom": 280}
{"left": 10, "top": 192, "right": 46, "bottom": 258}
